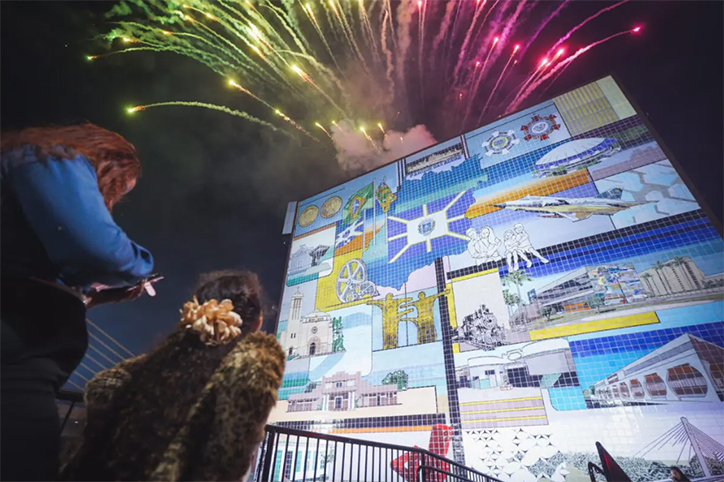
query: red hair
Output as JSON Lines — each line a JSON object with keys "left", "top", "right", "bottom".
{"left": 1, "top": 123, "right": 141, "bottom": 211}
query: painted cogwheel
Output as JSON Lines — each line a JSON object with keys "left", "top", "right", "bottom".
{"left": 483, "top": 130, "right": 521, "bottom": 156}
{"left": 521, "top": 114, "right": 561, "bottom": 141}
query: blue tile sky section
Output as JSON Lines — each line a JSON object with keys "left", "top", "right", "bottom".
{"left": 548, "top": 387, "right": 588, "bottom": 411}
{"left": 571, "top": 321, "right": 724, "bottom": 357}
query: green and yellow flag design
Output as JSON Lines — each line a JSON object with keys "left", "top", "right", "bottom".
{"left": 376, "top": 181, "right": 397, "bottom": 213}
{"left": 342, "top": 183, "right": 374, "bottom": 224}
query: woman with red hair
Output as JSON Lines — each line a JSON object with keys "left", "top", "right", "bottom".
{"left": 1, "top": 123, "right": 155, "bottom": 480}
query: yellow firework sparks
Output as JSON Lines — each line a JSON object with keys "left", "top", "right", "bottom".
{"left": 315, "top": 122, "right": 333, "bottom": 139}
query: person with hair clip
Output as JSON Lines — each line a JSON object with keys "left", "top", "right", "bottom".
{"left": 670, "top": 467, "right": 691, "bottom": 482}
{"left": 1, "top": 123, "right": 155, "bottom": 480}
{"left": 60, "top": 270, "right": 286, "bottom": 482}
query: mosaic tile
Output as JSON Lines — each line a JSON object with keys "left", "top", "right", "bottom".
{"left": 270, "top": 76, "right": 724, "bottom": 481}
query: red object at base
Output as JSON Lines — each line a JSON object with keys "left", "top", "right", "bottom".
{"left": 390, "top": 425, "right": 453, "bottom": 482}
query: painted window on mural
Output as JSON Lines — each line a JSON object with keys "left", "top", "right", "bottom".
{"left": 644, "top": 373, "right": 667, "bottom": 398}
{"left": 667, "top": 364, "right": 708, "bottom": 397}
{"left": 630, "top": 379, "right": 645, "bottom": 399}
{"left": 270, "top": 76, "right": 724, "bottom": 481}
{"left": 619, "top": 382, "right": 630, "bottom": 399}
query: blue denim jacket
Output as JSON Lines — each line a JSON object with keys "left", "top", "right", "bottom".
{"left": 1, "top": 147, "right": 154, "bottom": 291}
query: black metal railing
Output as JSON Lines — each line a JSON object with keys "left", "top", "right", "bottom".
{"left": 57, "top": 392, "right": 501, "bottom": 482}
{"left": 588, "top": 442, "right": 631, "bottom": 482}
{"left": 587, "top": 462, "right": 606, "bottom": 482}
{"left": 58, "top": 389, "right": 84, "bottom": 434}
{"left": 418, "top": 465, "right": 494, "bottom": 482}
{"left": 252, "top": 425, "right": 502, "bottom": 482}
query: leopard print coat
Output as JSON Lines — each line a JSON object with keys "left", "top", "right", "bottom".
{"left": 61, "top": 332, "right": 285, "bottom": 481}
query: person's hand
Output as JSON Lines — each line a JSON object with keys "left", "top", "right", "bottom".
{"left": 84, "top": 280, "right": 155, "bottom": 309}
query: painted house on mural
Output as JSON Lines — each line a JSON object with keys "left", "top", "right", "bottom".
{"left": 455, "top": 339, "right": 579, "bottom": 392}
{"left": 279, "top": 290, "right": 334, "bottom": 358}
{"left": 286, "top": 371, "right": 399, "bottom": 413}
{"left": 288, "top": 244, "right": 330, "bottom": 276}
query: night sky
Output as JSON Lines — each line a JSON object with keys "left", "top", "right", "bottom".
{"left": 2, "top": 1, "right": 722, "bottom": 356}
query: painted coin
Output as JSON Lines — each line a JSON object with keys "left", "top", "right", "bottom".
{"left": 321, "top": 196, "right": 343, "bottom": 218}
{"left": 298, "top": 205, "right": 319, "bottom": 227}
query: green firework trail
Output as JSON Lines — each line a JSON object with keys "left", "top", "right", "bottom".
{"left": 128, "top": 101, "right": 286, "bottom": 133}
{"left": 301, "top": 3, "right": 340, "bottom": 74}
{"left": 264, "top": 1, "right": 313, "bottom": 54}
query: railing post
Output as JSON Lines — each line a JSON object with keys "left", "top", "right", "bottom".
{"left": 420, "top": 452, "right": 426, "bottom": 482}
{"left": 260, "top": 430, "right": 277, "bottom": 482}
{"left": 59, "top": 401, "right": 76, "bottom": 434}
{"left": 587, "top": 461, "right": 605, "bottom": 482}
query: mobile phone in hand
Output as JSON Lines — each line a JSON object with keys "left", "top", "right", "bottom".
{"left": 144, "top": 273, "right": 164, "bottom": 284}
{"left": 142, "top": 273, "right": 164, "bottom": 297}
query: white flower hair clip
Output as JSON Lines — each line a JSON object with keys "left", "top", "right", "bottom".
{"left": 179, "top": 297, "right": 243, "bottom": 346}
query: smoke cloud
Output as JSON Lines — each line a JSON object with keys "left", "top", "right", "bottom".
{"left": 394, "top": 0, "right": 413, "bottom": 87}
{"left": 331, "top": 120, "right": 436, "bottom": 173}
{"left": 432, "top": 1, "right": 457, "bottom": 57}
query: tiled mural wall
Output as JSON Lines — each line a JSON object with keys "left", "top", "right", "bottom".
{"left": 270, "top": 76, "right": 724, "bottom": 482}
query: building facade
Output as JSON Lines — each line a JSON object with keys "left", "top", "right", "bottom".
{"left": 639, "top": 256, "right": 710, "bottom": 297}
{"left": 280, "top": 290, "right": 334, "bottom": 358}
{"left": 287, "top": 371, "right": 399, "bottom": 413}
{"left": 456, "top": 339, "right": 579, "bottom": 391}
{"left": 591, "top": 334, "right": 724, "bottom": 404}
{"left": 533, "top": 263, "right": 645, "bottom": 313}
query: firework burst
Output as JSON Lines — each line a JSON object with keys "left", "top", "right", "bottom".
{"left": 98, "top": 0, "right": 640, "bottom": 148}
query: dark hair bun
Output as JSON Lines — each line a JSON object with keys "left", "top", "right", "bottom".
{"left": 193, "top": 270, "right": 264, "bottom": 336}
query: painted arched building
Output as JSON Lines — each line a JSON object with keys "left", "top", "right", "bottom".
{"left": 280, "top": 289, "right": 334, "bottom": 358}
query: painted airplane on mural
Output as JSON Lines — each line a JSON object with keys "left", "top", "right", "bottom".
{"left": 494, "top": 188, "right": 647, "bottom": 222}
